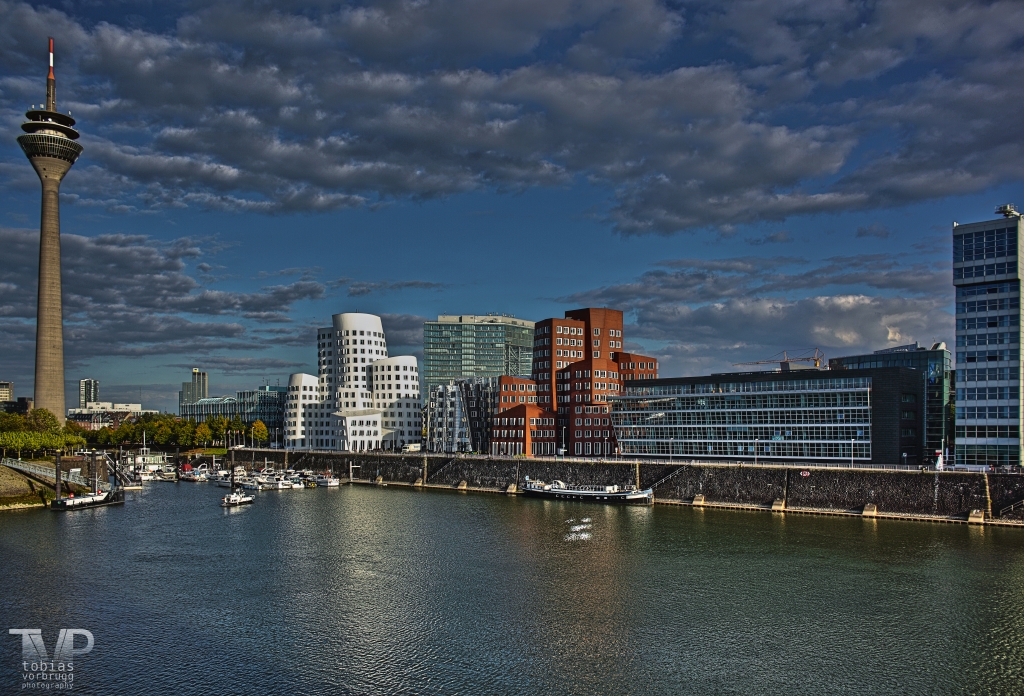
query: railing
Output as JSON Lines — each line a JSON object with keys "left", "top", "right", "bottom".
{"left": 2, "top": 458, "right": 112, "bottom": 492}
{"left": 999, "top": 498, "right": 1024, "bottom": 518}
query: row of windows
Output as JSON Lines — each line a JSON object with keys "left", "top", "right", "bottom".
{"left": 617, "top": 392, "right": 870, "bottom": 411}
{"left": 954, "top": 261, "right": 1017, "bottom": 280}
{"left": 957, "top": 367, "right": 1018, "bottom": 382}
{"left": 624, "top": 378, "right": 870, "bottom": 396}
{"left": 957, "top": 297, "right": 1020, "bottom": 314}
{"left": 956, "top": 406, "right": 1020, "bottom": 419}
{"left": 614, "top": 410, "right": 871, "bottom": 426}
{"left": 617, "top": 425, "right": 869, "bottom": 440}
{"left": 956, "top": 282, "right": 1018, "bottom": 298}
{"left": 956, "top": 332, "right": 1018, "bottom": 347}
{"left": 956, "top": 387, "right": 1017, "bottom": 400}
{"left": 957, "top": 315, "right": 1019, "bottom": 330}
{"left": 958, "top": 349, "right": 1020, "bottom": 363}
{"left": 621, "top": 440, "right": 871, "bottom": 460}
{"left": 955, "top": 425, "right": 1020, "bottom": 438}
{"left": 955, "top": 445, "right": 1020, "bottom": 466}
{"left": 953, "top": 227, "right": 1018, "bottom": 261}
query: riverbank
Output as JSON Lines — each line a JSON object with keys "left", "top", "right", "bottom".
{"left": 0, "top": 464, "right": 54, "bottom": 510}
{"left": 231, "top": 450, "right": 1024, "bottom": 526}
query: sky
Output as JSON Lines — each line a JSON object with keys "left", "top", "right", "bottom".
{"left": 0, "top": 0, "right": 1022, "bottom": 413}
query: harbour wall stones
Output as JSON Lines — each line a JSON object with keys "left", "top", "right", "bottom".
{"left": 242, "top": 450, "right": 1024, "bottom": 521}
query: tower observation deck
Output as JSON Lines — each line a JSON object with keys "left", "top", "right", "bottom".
{"left": 17, "top": 38, "right": 82, "bottom": 424}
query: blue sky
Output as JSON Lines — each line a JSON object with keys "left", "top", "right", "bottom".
{"left": 1, "top": 0, "right": 1022, "bottom": 412}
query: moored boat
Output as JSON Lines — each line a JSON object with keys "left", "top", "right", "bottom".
{"left": 220, "top": 491, "right": 255, "bottom": 507}
{"left": 520, "top": 478, "right": 653, "bottom": 505}
{"left": 314, "top": 475, "right": 340, "bottom": 487}
{"left": 51, "top": 488, "right": 125, "bottom": 511}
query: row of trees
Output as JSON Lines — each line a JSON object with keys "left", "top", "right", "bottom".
{"left": 0, "top": 409, "right": 269, "bottom": 453}
{"left": 87, "top": 413, "right": 269, "bottom": 448}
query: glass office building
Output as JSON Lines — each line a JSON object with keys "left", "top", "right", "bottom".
{"left": 423, "top": 315, "right": 534, "bottom": 396}
{"left": 611, "top": 367, "right": 923, "bottom": 465}
{"left": 953, "top": 211, "right": 1023, "bottom": 467}
{"left": 830, "top": 343, "right": 951, "bottom": 464}
{"left": 179, "top": 385, "right": 287, "bottom": 441}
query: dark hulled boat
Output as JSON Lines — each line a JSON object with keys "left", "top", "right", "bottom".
{"left": 520, "top": 478, "right": 653, "bottom": 505}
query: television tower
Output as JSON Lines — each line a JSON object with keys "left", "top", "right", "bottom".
{"left": 17, "top": 38, "right": 82, "bottom": 424}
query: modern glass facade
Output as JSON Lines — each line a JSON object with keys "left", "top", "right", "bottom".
{"left": 830, "top": 344, "right": 951, "bottom": 464}
{"left": 179, "top": 385, "right": 287, "bottom": 437}
{"left": 423, "top": 315, "right": 534, "bottom": 395}
{"left": 953, "top": 214, "right": 1023, "bottom": 467}
{"left": 426, "top": 378, "right": 499, "bottom": 453}
{"left": 611, "top": 368, "right": 923, "bottom": 465}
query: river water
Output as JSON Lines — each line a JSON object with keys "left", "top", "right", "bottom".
{"left": 1, "top": 482, "right": 1022, "bottom": 695}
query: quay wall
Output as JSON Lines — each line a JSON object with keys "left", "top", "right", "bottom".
{"left": 234, "top": 450, "right": 1024, "bottom": 522}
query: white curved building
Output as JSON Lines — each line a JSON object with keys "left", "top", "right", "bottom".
{"left": 286, "top": 312, "right": 422, "bottom": 452}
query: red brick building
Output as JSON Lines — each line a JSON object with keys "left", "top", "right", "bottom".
{"left": 489, "top": 403, "right": 558, "bottom": 456}
{"left": 487, "top": 307, "right": 658, "bottom": 458}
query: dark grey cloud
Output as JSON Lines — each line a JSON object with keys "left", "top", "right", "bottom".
{"left": 380, "top": 313, "right": 428, "bottom": 348}
{"left": 1, "top": 0, "right": 1019, "bottom": 233}
{"left": 327, "top": 277, "right": 447, "bottom": 296}
{"left": 0, "top": 227, "right": 327, "bottom": 382}
{"left": 167, "top": 356, "right": 306, "bottom": 374}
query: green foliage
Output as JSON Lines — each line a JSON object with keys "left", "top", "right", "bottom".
{"left": 229, "top": 414, "right": 244, "bottom": 433}
{"left": 0, "top": 430, "right": 86, "bottom": 455}
{"left": 26, "top": 409, "right": 61, "bottom": 433}
{"left": 195, "top": 423, "right": 212, "bottom": 446}
{"left": 251, "top": 420, "right": 268, "bottom": 444}
{"left": 0, "top": 413, "right": 27, "bottom": 433}
{"left": 206, "top": 416, "right": 226, "bottom": 444}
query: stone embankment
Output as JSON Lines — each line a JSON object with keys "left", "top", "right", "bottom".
{"left": 236, "top": 450, "right": 1024, "bottom": 526}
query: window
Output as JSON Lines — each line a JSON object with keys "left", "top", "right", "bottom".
{"left": 901, "top": 394, "right": 917, "bottom": 403}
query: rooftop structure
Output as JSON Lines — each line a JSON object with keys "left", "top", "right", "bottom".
{"left": 179, "top": 368, "right": 209, "bottom": 411}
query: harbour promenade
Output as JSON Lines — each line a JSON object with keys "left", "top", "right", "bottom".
{"left": 217, "top": 449, "right": 1024, "bottom": 526}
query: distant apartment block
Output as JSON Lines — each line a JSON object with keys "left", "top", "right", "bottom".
{"left": 178, "top": 368, "right": 209, "bottom": 411}
{"left": 79, "top": 378, "right": 99, "bottom": 408}
{"left": 0, "top": 381, "right": 12, "bottom": 402}
{"left": 67, "top": 402, "right": 157, "bottom": 431}
{"left": 423, "top": 314, "right": 535, "bottom": 395}
{"left": 179, "top": 386, "right": 287, "bottom": 442}
{"left": 953, "top": 207, "right": 1023, "bottom": 467}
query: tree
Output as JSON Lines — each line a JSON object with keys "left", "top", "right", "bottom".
{"left": 26, "top": 408, "right": 61, "bottom": 434}
{"left": 195, "top": 423, "right": 212, "bottom": 447}
{"left": 0, "top": 413, "right": 27, "bottom": 432}
{"left": 175, "top": 420, "right": 195, "bottom": 447}
{"left": 251, "top": 420, "right": 268, "bottom": 445}
{"left": 154, "top": 423, "right": 173, "bottom": 445}
{"left": 207, "top": 416, "right": 226, "bottom": 446}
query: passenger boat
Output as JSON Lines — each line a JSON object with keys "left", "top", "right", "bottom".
{"left": 51, "top": 488, "right": 125, "bottom": 511}
{"left": 220, "top": 491, "right": 255, "bottom": 507}
{"left": 314, "top": 475, "right": 340, "bottom": 487}
{"left": 520, "top": 478, "right": 653, "bottom": 505}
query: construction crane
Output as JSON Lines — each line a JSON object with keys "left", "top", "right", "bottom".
{"left": 734, "top": 348, "right": 826, "bottom": 371}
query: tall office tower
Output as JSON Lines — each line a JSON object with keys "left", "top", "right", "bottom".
{"left": 830, "top": 343, "right": 952, "bottom": 465}
{"left": 422, "top": 314, "right": 535, "bottom": 395}
{"left": 953, "top": 205, "right": 1023, "bottom": 468}
{"left": 0, "top": 382, "right": 13, "bottom": 402}
{"left": 18, "top": 39, "right": 82, "bottom": 424}
{"left": 285, "top": 312, "right": 422, "bottom": 451}
{"left": 178, "top": 368, "right": 209, "bottom": 412}
{"left": 78, "top": 378, "right": 99, "bottom": 408}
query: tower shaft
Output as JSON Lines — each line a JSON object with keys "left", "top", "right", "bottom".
{"left": 33, "top": 163, "right": 69, "bottom": 421}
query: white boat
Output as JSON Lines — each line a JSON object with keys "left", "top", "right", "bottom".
{"left": 314, "top": 475, "right": 340, "bottom": 487}
{"left": 220, "top": 491, "right": 255, "bottom": 507}
{"left": 265, "top": 475, "right": 293, "bottom": 490}
{"left": 520, "top": 478, "right": 654, "bottom": 505}
{"left": 288, "top": 477, "right": 304, "bottom": 489}
{"left": 238, "top": 478, "right": 261, "bottom": 491}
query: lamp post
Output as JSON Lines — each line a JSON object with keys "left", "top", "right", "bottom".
{"left": 561, "top": 426, "right": 566, "bottom": 457}
{"left": 851, "top": 438, "right": 855, "bottom": 467}
{"left": 754, "top": 438, "right": 759, "bottom": 466}
{"left": 669, "top": 437, "right": 674, "bottom": 462}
